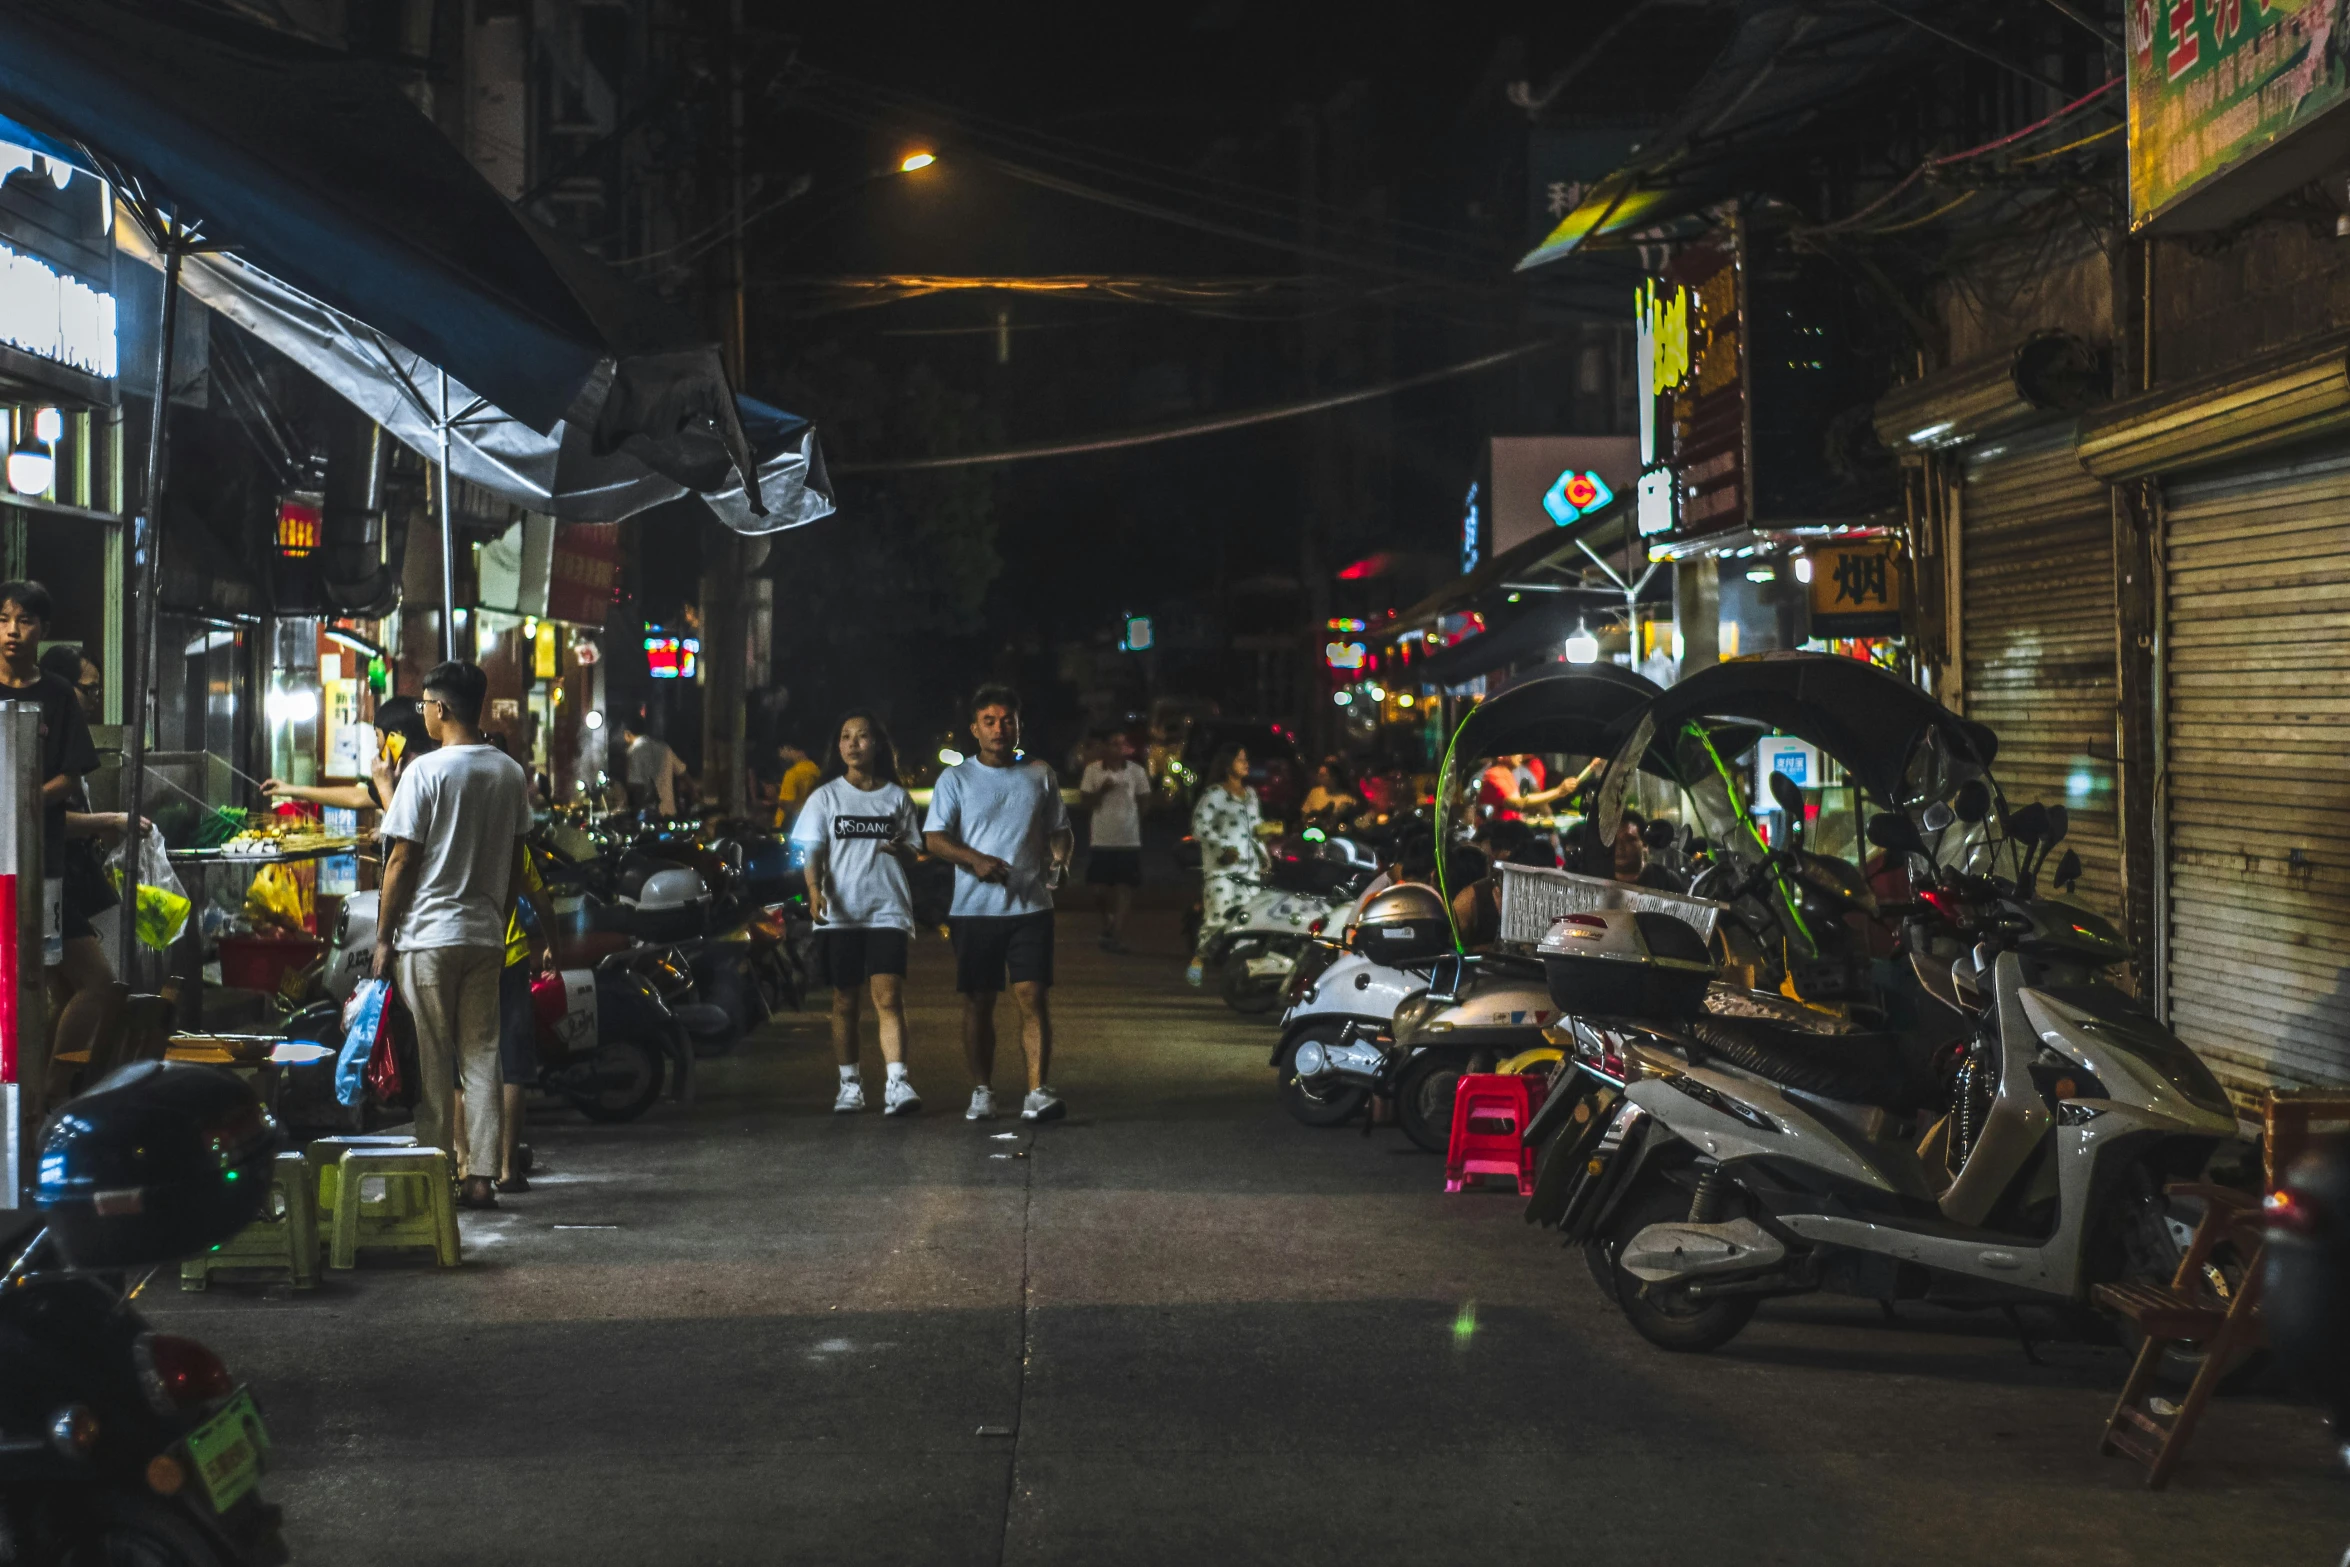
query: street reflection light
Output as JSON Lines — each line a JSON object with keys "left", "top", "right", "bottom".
{"left": 899, "top": 151, "right": 937, "bottom": 173}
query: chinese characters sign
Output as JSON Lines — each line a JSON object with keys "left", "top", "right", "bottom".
{"left": 2128, "top": 0, "right": 2350, "bottom": 228}
{"left": 1809, "top": 540, "right": 1904, "bottom": 637}
{"left": 545, "top": 523, "right": 619, "bottom": 627}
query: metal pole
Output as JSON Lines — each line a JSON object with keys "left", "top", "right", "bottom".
{"left": 1, "top": 701, "right": 43, "bottom": 1201}
{"left": 120, "top": 228, "right": 184, "bottom": 981}
{"left": 436, "top": 370, "right": 457, "bottom": 663}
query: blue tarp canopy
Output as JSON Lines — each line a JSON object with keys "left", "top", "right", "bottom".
{"left": 0, "top": 0, "right": 831, "bottom": 532}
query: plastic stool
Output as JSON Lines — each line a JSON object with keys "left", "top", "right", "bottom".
{"left": 306, "top": 1134, "right": 418, "bottom": 1228}
{"left": 181, "top": 1150, "right": 320, "bottom": 1291}
{"left": 327, "top": 1147, "right": 461, "bottom": 1270}
{"left": 1445, "top": 1073, "right": 1544, "bottom": 1196}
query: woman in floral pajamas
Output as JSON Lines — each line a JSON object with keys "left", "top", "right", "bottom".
{"left": 1187, "top": 744, "right": 1265, "bottom": 987}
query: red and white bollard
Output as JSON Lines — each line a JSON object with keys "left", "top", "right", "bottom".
{"left": 0, "top": 700, "right": 45, "bottom": 1207}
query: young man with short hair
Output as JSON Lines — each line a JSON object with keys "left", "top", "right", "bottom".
{"left": 1079, "top": 733, "right": 1149, "bottom": 952}
{"left": 621, "top": 716, "right": 688, "bottom": 817}
{"left": 773, "top": 738, "right": 821, "bottom": 829}
{"left": 922, "top": 685, "right": 1074, "bottom": 1122}
{"left": 374, "top": 661, "right": 535, "bottom": 1209}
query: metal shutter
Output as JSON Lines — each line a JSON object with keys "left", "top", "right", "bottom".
{"left": 2163, "top": 447, "right": 2350, "bottom": 1102}
{"left": 1959, "top": 422, "right": 2120, "bottom": 923}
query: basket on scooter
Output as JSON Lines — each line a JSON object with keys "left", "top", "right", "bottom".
{"left": 1536, "top": 907, "right": 1713, "bottom": 1019}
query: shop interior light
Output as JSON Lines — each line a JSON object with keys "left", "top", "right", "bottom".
{"left": 583, "top": 710, "right": 604, "bottom": 731}
{"left": 1793, "top": 556, "right": 1813, "bottom": 583}
{"left": 1746, "top": 566, "right": 1777, "bottom": 583}
{"left": 4, "top": 440, "right": 50, "bottom": 496}
{"left": 938, "top": 746, "right": 965, "bottom": 766}
{"left": 31, "top": 407, "right": 61, "bottom": 444}
{"left": 523, "top": 615, "right": 540, "bottom": 639}
{"left": 322, "top": 626, "right": 385, "bottom": 661}
{"left": 1564, "top": 622, "right": 1600, "bottom": 664}
{"left": 264, "top": 688, "right": 319, "bottom": 725}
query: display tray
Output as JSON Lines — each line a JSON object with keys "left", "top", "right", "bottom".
{"left": 169, "top": 838, "right": 358, "bottom": 867}
{"left": 1496, "top": 861, "right": 1728, "bottom": 946}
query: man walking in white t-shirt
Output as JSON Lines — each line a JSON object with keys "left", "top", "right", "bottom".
{"left": 1079, "top": 733, "right": 1150, "bottom": 953}
{"left": 923, "top": 685, "right": 1073, "bottom": 1122}
{"left": 374, "top": 661, "right": 535, "bottom": 1209}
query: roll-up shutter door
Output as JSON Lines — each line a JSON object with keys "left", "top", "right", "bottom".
{"left": 2163, "top": 447, "right": 2350, "bottom": 1103}
{"left": 1959, "top": 421, "right": 2120, "bottom": 923}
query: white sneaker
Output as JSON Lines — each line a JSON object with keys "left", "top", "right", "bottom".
{"left": 965, "top": 1086, "right": 997, "bottom": 1121}
{"left": 884, "top": 1076, "right": 922, "bottom": 1116}
{"left": 833, "top": 1079, "right": 865, "bottom": 1113}
{"left": 1021, "top": 1086, "right": 1067, "bottom": 1123}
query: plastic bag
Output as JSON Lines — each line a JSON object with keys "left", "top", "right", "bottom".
{"left": 334, "top": 976, "right": 391, "bottom": 1107}
{"left": 106, "top": 823, "right": 192, "bottom": 949}
{"left": 243, "top": 862, "right": 309, "bottom": 934}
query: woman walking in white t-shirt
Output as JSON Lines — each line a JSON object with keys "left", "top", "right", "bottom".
{"left": 790, "top": 711, "right": 925, "bottom": 1115}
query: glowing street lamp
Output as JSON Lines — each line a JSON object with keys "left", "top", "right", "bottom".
{"left": 899, "top": 151, "right": 937, "bottom": 173}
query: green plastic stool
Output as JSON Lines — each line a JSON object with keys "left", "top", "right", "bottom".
{"left": 180, "top": 1150, "right": 319, "bottom": 1291}
{"left": 306, "top": 1134, "right": 419, "bottom": 1230}
{"left": 327, "top": 1146, "right": 461, "bottom": 1270}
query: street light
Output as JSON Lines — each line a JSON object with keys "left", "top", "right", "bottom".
{"left": 1564, "top": 622, "right": 1600, "bottom": 665}
{"left": 899, "top": 151, "right": 937, "bottom": 173}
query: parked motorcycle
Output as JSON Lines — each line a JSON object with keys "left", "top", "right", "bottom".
{"left": 1204, "top": 835, "right": 1380, "bottom": 1015}
{"left": 6, "top": 1062, "right": 290, "bottom": 1564}
{"left": 1530, "top": 660, "right": 2246, "bottom": 1353}
{"left": 1270, "top": 897, "right": 1443, "bottom": 1128}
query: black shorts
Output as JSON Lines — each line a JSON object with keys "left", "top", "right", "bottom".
{"left": 950, "top": 911, "right": 1054, "bottom": 994}
{"left": 815, "top": 926, "right": 909, "bottom": 989}
{"left": 500, "top": 961, "right": 538, "bottom": 1086}
{"left": 1085, "top": 848, "right": 1142, "bottom": 887}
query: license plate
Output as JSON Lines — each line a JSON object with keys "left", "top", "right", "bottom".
{"left": 186, "top": 1389, "right": 270, "bottom": 1514}
{"left": 1245, "top": 954, "right": 1293, "bottom": 978}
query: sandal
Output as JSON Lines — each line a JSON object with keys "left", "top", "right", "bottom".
{"left": 456, "top": 1177, "right": 499, "bottom": 1210}
{"left": 494, "top": 1174, "right": 530, "bottom": 1194}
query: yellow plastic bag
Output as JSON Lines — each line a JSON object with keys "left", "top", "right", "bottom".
{"left": 243, "top": 862, "right": 309, "bottom": 935}
{"left": 107, "top": 823, "right": 193, "bottom": 949}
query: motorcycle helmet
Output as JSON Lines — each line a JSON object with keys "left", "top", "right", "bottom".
{"left": 631, "top": 867, "right": 712, "bottom": 912}
{"left": 36, "top": 1062, "right": 282, "bottom": 1268}
{"left": 1348, "top": 882, "right": 1452, "bottom": 963}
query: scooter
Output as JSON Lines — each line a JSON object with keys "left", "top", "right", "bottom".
{"left": 1271, "top": 941, "right": 1436, "bottom": 1127}
{"left": 7, "top": 1063, "right": 290, "bottom": 1565}
{"left": 1541, "top": 794, "right": 2245, "bottom": 1354}
{"left": 1209, "top": 836, "right": 1381, "bottom": 1015}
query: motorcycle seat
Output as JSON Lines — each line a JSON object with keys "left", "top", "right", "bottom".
{"left": 1689, "top": 1016, "right": 1937, "bottom": 1113}
{"left": 553, "top": 931, "right": 636, "bottom": 969}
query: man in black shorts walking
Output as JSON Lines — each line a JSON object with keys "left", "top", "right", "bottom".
{"left": 923, "top": 685, "right": 1073, "bottom": 1122}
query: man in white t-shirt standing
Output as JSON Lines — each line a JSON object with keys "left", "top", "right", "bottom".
{"left": 1079, "top": 733, "right": 1150, "bottom": 953}
{"left": 923, "top": 684, "right": 1074, "bottom": 1122}
{"left": 374, "top": 661, "right": 535, "bottom": 1210}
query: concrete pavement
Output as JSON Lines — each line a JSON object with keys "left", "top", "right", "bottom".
{"left": 150, "top": 912, "right": 2347, "bottom": 1565}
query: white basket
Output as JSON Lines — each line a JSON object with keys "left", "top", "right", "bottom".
{"left": 1496, "top": 861, "right": 1728, "bottom": 946}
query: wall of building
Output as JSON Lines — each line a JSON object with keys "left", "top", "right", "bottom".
{"left": 2150, "top": 218, "right": 2350, "bottom": 383}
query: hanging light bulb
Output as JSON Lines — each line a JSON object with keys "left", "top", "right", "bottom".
{"left": 32, "top": 408, "right": 62, "bottom": 444}
{"left": 1564, "top": 621, "right": 1600, "bottom": 664}
{"left": 5, "top": 439, "right": 52, "bottom": 497}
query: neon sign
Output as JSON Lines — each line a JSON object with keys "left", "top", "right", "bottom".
{"left": 644, "top": 635, "right": 699, "bottom": 679}
{"left": 1120, "top": 615, "right": 1154, "bottom": 652}
{"left": 1541, "top": 469, "right": 1615, "bottom": 527}
{"left": 1637, "top": 278, "right": 1690, "bottom": 394}
{"left": 1325, "top": 641, "right": 1367, "bottom": 670}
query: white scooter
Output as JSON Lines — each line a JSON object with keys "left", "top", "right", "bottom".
{"left": 1210, "top": 835, "right": 1382, "bottom": 1015}
{"left": 1535, "top": 796, "right": 2245, "bottom": 1354}
{"left": 1270, "top": 881, "right": 1451, "bottom": 1127}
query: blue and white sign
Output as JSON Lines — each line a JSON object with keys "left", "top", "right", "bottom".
{"left": 1540, "top": 468, "right": 1615, "bottom": 527}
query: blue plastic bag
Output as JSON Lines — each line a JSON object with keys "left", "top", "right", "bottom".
{"left": 334, "top": 977, "right": 391, "bottom": 1107}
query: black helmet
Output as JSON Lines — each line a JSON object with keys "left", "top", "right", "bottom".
{"left": 35, "top": 1062, "right": 282, "bottom": 1268}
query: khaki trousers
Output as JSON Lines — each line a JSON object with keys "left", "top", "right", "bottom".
{"left": 399, "top": 945, "right": 505, "bottom": 1178}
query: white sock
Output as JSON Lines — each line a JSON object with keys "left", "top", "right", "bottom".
{"left": 838, "top": 1063, "right": 860, "bottom": 1083}
{"left": 885, "top": 1062, "right": 908, "bottom": 1082}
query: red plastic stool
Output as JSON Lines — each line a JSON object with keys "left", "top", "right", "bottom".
{"left": 1444, "top": 1073, "right": 1545, "bottom": 1195}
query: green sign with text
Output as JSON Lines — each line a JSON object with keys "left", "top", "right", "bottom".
{"left": 2129, "top": 0, "right": 2350, "bottom": 228}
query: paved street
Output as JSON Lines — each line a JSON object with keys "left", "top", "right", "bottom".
{"left": 151, "top": 912, "right": 2345, "bottom": 1566}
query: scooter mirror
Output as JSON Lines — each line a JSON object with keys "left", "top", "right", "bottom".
{"left": 1767, "top": 769, "right": 1806, "bottom": 817}
{"left": 1952, "top": 778, "right": 1991, "bottom": 824}
{"left": 1866, "top": 813, "right": 1924, "bottom": 854}
{"left": 2006, "top": 801, "right": 2048, "bottom": 846}
{"left": 2053, "top": 848, "right": 2082, "bottom": 893}
{"left": 2044, "top": 803, "right": 2070, "bottom": 848}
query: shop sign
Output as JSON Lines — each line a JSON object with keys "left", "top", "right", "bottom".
{"left": 2128, "top": 0, "right": 2350, "bottom": 229}
{"left": 1757, "top": 735, "right": 1821, "bottom": 791}
{"left": 1639, "top": 244, "right": 1744, "bottom": 539}
{"left": 545, "top": 522, "right": 619, "bottom": 626}
{"left": 1808, "top": 540, "right": 1904, "bottom": 637}
{"left": 1120, "top": 614, "right": 1154, "bottom": 652}
{"left": 1325, "top": 640, "right": 1367, "bottom": 670}
{"left": 571, "top": 635, "right": 600, "bottom": 667}
{"left": 1460, "top": 479, "right": 1481, "bottom": 574}
{"left": 644, "top": 634, "right": 698, "bottom": 680}
{"left": 1540, "top": 468, "right": 1615, "bottom": 527}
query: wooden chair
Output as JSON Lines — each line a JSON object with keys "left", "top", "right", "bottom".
{"left": 2093, "top": 1088, "right": 2350, "bottom": 1488}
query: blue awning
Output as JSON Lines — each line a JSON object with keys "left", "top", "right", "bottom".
{"left": 0, "top": 0, "right": 831, "bottom": 533}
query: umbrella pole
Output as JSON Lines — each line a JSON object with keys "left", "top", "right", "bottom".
{"left": 436, "top": 371, "right": 457, "bottom": 663}
{"left": 119, "top": 226, "right": 185, "bottom": 980}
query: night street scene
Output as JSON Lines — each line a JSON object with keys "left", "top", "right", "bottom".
{"left": 4, "top": 0, "right": 2350, "bottom": 1563}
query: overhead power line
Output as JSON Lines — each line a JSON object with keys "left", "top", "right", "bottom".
{"left": 832, "top": 339, "right": 1564, "bottom": 474}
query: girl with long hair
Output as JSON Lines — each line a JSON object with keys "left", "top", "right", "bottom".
{"left": 789, "top": 710, "right": 924, "bottom": 1114}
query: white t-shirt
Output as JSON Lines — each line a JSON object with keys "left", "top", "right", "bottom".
{"left": 379, "top": 742, "right": 533, "bottom": 951}
{"left": 789, "top": 776, "right": 922, "bottom": 932}
{"left": 1081, "top": 759, "right": 1150, "bottom": 849}
{"left": 923, "top": 758, "right": 1069, "bottom": 918}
